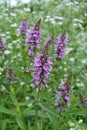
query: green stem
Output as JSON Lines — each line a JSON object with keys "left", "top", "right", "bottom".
{"left": 54, "top": 116, "right": 62, "bottom": 130}
{"left": 11, "top": 90, "right": 25, "bottom": 130}
{"left": 35, "top": 87, "right": 40, "bottom": 130}
{"left": 54, "top": 112, "right": 66, "bottom": 130}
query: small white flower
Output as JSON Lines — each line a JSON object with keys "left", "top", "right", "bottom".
{"left": 0, "top": 34, "right": 6, "bottom": 37}
{"left": 73, "top": 23, "right": 78, "bottom": 27}
{"left": 74, "top": 1, "right": 79, "bottom": 5}
{"left": 0, "top": 16, "right": 2, "bottom": 19}
{"left": 17, "top": 53, "right": 21, "bottom": 57}
{"left": 1, "top": 85, "right": 6, "bottom": 90}
{"left": 26, "top": 96, "right": 30, "bottom": 100}
{"left": 4, "top": 50, "right": 11, "bottom": 55}
{"left": 66, "top": 2, "right": 73, "bottom": 6}
{"left": 84, "top": 13, "right": 87, "bottom": 16}
{"left": 8, "top": 44, "right": 13, "bottom": 49}
{"left": 57, "top": 22, "right": 63, "bottom": 25}
{"left": 31, "top": 84, "right": 35, "bottom": 88}
{"left": 6, "top": 31, "right": 10, "bottom": 35}
{"left": 11, "top": 23, "right": 17, "bottom": 27}
{"left": 10, "top": 13, "right": 16, "bottom": 17}
{"left": 64, "top": 68, "right": 67, "bottom": 72}
{"left": 77, "top": 82, "right": 84, "bottom": 87}
{"left": 70, "top": 128, "right": 76, "bottom": 130}
{"left": 45, "top": 19, "right": 49, "bottom": 22}
{"left": 51, "top": 20, "right": 56, "bottom": 25}
{"left": 78, "top": 119, "right": 83, "bottom": 124}
{"left": 27, "top": 103, "right": 32, "bottom": 107}
{"left": 59, "top": 66, "right": 62, "bottom": 69}
{"left": 69, "top": 58, "right": 75, "bottom": 62}
{"left": 73, "top": 18, "right": 83, "bottom": 24}
{"left": 20, "top": 82, "right": 25, "bottom": 86}
{"left": 69, "top": 122, "right": 75, "bottom": 127}
{"left": 81, "top": 60, "right": 86, "bottom": 64}
{"left": 0, "top": 67, "right": 4, "bottom": 71}
{"left": 55, "top": 16, "right": 64, "bottom": 20}
{"left": 4, "top": 13, "right": 8, "bottom": 17}
{"left": 46, "top": 16, "right": 51, "bottom": 19}
{"left": 24, "top": 8, "right": 30, "bottom": 12}
{"left": 63, "top": 62, "right": 66, "bottom": 65}
{"left": 6, "top": 36, "right": 11, "bottom": 39}
{"left": 77, "top": 79, "right": 80, "bottom": 82}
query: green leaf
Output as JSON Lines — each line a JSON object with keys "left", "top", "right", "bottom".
{"left": 29, "top": 127, "right": 35, "bottom": 130}
{"left": 39, "top": 103, "right": 58, "bottom": 118}
{"left": 1, "top": 119, "right": 9, "bottom": 130}
{"left": 69, "top": 107, "right": 87, "bottom": 117}
{"left": 39, "top": 103, "right": 58, "bottom": 123}
{"left": 0, "top": 107, "right": 17, "bottom": 116}
{"left": 23, "top": 109, "right": 35, "bottom": 117}
{"left": 16, "top": 116, "right": 25, "bottom": 130}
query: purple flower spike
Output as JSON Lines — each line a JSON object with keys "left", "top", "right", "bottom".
{"left": 55, "top": 72, "right": 73, "bottom": 112}
{"left": 44, "top": 36, "right": 53, "bottom": 48}
{"left": 56, "top": 91, "right": 62, "bottom": 99}
{"left": 33, "top": 52, "right": 52, "bottom": 88}
{"left": 6, "top": 69, "right": 14, "bottom": 80}
{"left": 55, "top": 101, "right": 64, "bottom": 112}
{"left": 0, "top": 37, "right": 5, "bottom": 51}
{"left": 26, "top": 19, "right": 42, "bottom": 56}
{"left": 54, "top": 30, "right": 68, "bottom": 60}
{"left": 20, "top": 19, "right": 28, "bottom": 36}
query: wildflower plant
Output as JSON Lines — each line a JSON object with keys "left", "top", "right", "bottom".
{"left": 33, "top": 36, "right": 53, "bottom": 88}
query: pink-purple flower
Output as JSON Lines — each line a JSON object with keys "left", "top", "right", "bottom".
{"left": 33, "top": 36, "right": 53, "bottom": 87}
{"left": 55, "top": 75, "right": 72, "bottom": 112}
{"left": 44, "top": 36, "right": 53, "bottom": 48}
{"left": 6, "top": 69, "right": 14, "bottom": 80}
{"left": 54, "top": 31, "right": 68, "bottom": 59}
{"left": 33, "top": 53, "right": 52, "bottom": 88}
{"left": 20, "top": 19, "right": 28, "bottom": 36}
{"left": 26, "top": 19, "right": 42, "bottom": 56}
{"left": 0, "top": 37, "right": 5, "bottom": 51}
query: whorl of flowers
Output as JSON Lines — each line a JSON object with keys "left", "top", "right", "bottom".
{"left": 33, "top": 37, "right": 53, "bottom": 88}
{"left": 55, "top": 72, "right": 73, "bottom": 112}
{"left": 54, "top": 30, "right": 68, "bottom": 60}
{"left": 0, "top": 37, "right": 5, "bottom": 51}
{"left": 6, "top": 69, "right": 14, "bottom": 80}
{"left": 26, "top": 19, "right": 42, "bottom": 56}
{"left": 43, "top": 36, "right": 53, "bottom": 55}
{"left": 44, "top": 36, "right": 53, "bottom": 48}
{"left": 20, "top": 19, "right": 28, "bottom": 36}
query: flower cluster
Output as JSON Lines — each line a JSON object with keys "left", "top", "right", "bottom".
{"left": 44, "top": 36, "right": 53, "bottom": 48}
{"left": 54, "top": 31, "right": 68, "bottom": 59}
{"left": 42, "top": 36, "right": 53, "bottom": 56}
{"left": 33, "top": 36, "right": 53, "bottom": 88}
{"left": 26, "top": 19, "right": 42, "bottom": 56}
{"left": 6, "top": 69, "right": 14, "bottom": 80}
{"left": 0, "top": 38, "right": 5, "bottom": 51}
{"left": 55, "top": 84, "right": 72, "bottom": 112}
{"left": 20, "top": 19, "right": 28, "bottom": 36}
{"left": 33, "top": 53, "right": 52, "bottom": 88}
